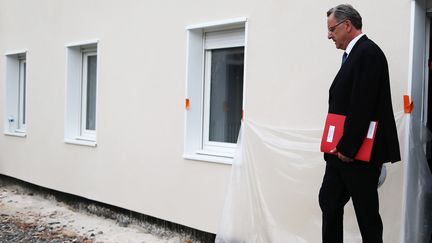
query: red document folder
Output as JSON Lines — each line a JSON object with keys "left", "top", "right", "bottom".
{"left": 320, "top": 113, "right": 378, "bottom": 162}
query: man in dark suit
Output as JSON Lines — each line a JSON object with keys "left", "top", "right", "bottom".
{"left": 319, "top": 4, "right": 401, "bottom": 243}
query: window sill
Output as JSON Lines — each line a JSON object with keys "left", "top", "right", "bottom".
{"left": 64, "top": 138, "right": 97, "bottom": 147}
{"left": 4, "top": 131, "right": 27, "bottom": 137}
{"left": 183, "top": 151, "right": 234, "bottom": 165}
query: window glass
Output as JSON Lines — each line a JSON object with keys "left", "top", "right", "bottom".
{"left": 22, "top": 61, "right": 26, "bottom": 125}
{"left": 18, "top": 59, "right": 26, "bottom": 129}
{"left": 86, "top": 55, "right": 97, "bottom": 131}
{"left": 208, "top": 47, "right": 244, "bottom": 143}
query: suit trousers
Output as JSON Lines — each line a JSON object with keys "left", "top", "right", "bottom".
{"left": 319, "top": 159, "right": 383, "bottom": 243}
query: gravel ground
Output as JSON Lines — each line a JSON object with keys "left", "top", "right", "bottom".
{"left": 0, "top": 184, "right": 200, "bottom": 243}
{"left": 0, "top": 213, "right": 90, "bottom": 242}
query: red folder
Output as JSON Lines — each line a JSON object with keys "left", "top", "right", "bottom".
{"left": 320, "top": 113, "right": 378, "bottom": 162}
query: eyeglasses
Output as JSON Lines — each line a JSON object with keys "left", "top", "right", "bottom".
{"left": 328, "top": 19, "right": 347, "bottom": 33}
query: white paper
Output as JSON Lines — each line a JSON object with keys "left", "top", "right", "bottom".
{"left": 366, "top": 121, "right": 377, "bottom": 139}
{"left": 327, "top": 125, "right": 335, "bottom": 143}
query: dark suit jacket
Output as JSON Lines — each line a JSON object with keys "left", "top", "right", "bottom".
{"left": 325, "top": 35, "right": 401, "bottom": 165}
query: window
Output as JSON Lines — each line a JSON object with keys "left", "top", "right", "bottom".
{"left": 18, "top": 58, "right": 26, "bottom": 131}
{"left": 184, "top": 18, "right": 247, "bottom": 163}
{"left": 4, "top": 51, "right": 27, "bottom": 136}
{"left": 80, "top": 50, "right": 97, "bottom": 138}
{"left": 65, "top": 41, "right": 98, "bottom": 146}
{"left": 203, "top": 43, "right": 244, "bottom": 152}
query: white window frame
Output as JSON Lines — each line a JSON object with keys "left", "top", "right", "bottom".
{"left": 65, "top": 40, "right": 98, "bottom": 146}
{"left": 80, "top": 50, "right": 97, "bottom": 139}
{"left": 202, "top": 48, "right": 243, "bottom": 154}
{"left": 4, "top": 50, "right": 27, "bottom": 137}
{"left": 17, "top": 58, "right": 26, "bottom": 132}
{"left": 184, "top": 18, "right": 247, "bottom": 164}
{"left": 203, "top": 51, "right": 232, "bottom": 153}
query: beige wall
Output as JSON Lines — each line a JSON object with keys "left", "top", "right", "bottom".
{"left": 0, "top": 0, "right": 411, "bottom": 234}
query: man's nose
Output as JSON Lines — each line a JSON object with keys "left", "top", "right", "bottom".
{"left": 327, "top": 32, "right": 332, "bottom": 39}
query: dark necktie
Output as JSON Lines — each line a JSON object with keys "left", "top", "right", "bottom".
{"left": 342, "top": 52, "right": 348, "bottom": 65}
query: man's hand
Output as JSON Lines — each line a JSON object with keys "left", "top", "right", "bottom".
{"left": 330, "top": 148, "right": 354, "bottom": 162}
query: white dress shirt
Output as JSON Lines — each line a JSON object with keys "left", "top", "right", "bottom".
{"left": 345, "top": 33, "right": 365, "bottom": 56}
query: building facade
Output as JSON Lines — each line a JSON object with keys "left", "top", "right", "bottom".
{"left": 0, "top": 0, "right": 430, "bottom": 242}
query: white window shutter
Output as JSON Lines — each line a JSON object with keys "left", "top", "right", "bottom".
{"left": 204, "top": 28, "right": 245, "bottom": 50}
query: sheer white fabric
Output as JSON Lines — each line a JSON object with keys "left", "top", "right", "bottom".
{"left": 215, "top": 112, "right": 421, "bottom": 243}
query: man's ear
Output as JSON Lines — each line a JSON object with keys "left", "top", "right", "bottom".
{"left": 345, "top": 20, "right": 353, "bottom": 33}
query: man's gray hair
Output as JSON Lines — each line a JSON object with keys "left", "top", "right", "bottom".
{"left": 327, "top": 4, "right": 362, "bottom": 30}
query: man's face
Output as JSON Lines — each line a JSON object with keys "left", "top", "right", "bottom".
{"left": 327, "top": 14, "right": 349, "bottom": 50}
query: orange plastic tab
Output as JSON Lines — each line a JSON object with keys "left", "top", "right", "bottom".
{"left": 403, "top": 95, "right": 413, "bottom": 114}
{"left": 185, "top": 98, "right": 190, "bottom": 110}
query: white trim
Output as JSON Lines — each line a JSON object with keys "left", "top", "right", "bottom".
{"left": 204, "top": 28, "right": 245, "bottom": 49}
{"left": 65, "top": 42, "right": 98, "bottom": 144}
{"left": 184, "top": 18, "right": 246, "bottom": 164}
{"left": 407, "top": 1, "right": 419, "bottom": 99}
{"left": 64, "top": 139, "right": 97, "bottom": 147}
{"left": 183, "top": 153, "right": 233, "bottom": 165}
{"left": 75, "top": 135, "right": 96, "bottom": 142}
{"left": 202, "top": 50, "right": 212, "bottom": 148}
{"left": 202, "top": 49, "right": 240, "bottom": 155}
{"left": 4, "top": 51, "right": 27, "bottom": 134}
{"left": 402, "top": 1, "right": 423, "bottom": 242}
{"left": 400, "top": 2, "right": 414, "bottom": 242}
{"left": 196, "top": 149, "right": 234, "bottom": 158}
{"left": 186, "top": 17, "right": 247, "bottom": 30}
{"left": 65, "top": 39, "right": 99, "bottom": 48}
{"left": 184, "top": 26, "right": 206, "bottom": 160}
{"left": 242, "top": 21, "right": 249, "bottom": 118}
{"left": 80, "top": 51, "right": 97, "bottom": 139}
{"left": 3, "top": 131, "right": 26, "bottom": 137}
{"left": 4, "top": 49, "right": 28, "bottom": 56}
{"left": 18, "top": 59, "right": 26, "bottom": 130}
{"left": 14, "top": 128, "right": 26, "bottom": 133}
